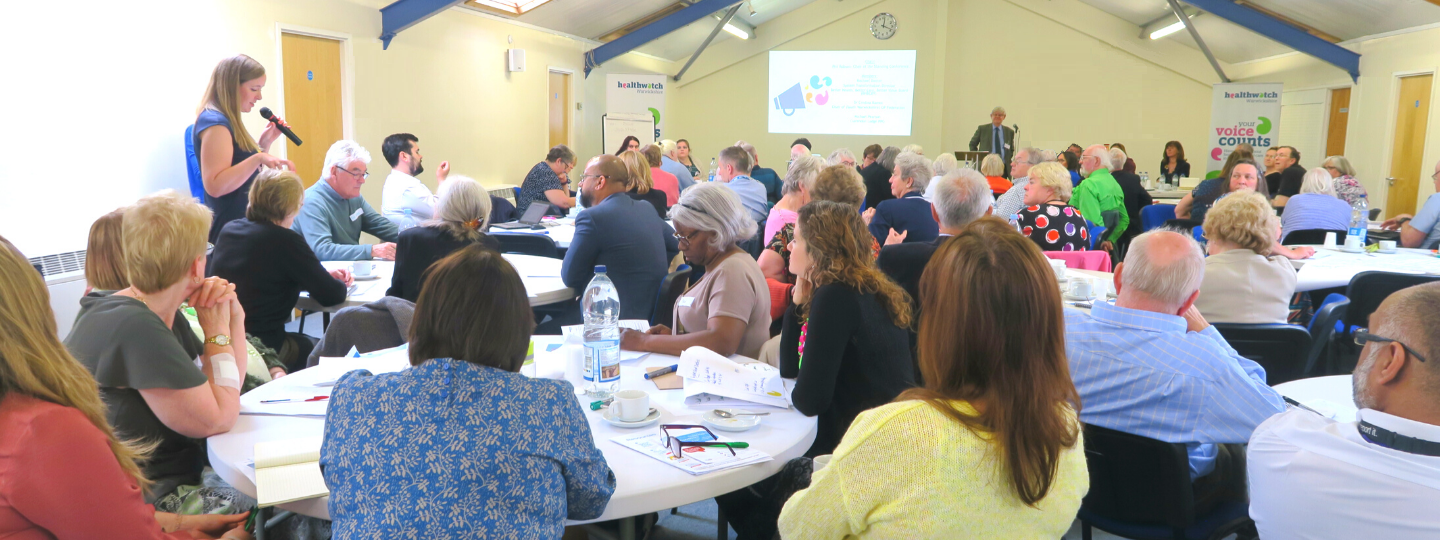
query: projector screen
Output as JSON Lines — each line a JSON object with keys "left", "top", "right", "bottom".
{"left": 768, "top": 50, "right": 917, "bottom": 136}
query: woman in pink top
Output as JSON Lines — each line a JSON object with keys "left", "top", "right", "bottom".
{"left": 0, "top": 236, "right": 250, "bottom": 540}
{"left": 642, "top": 145, "right": 679, "bottom": 206}
{"left": 758, "top": 156, "right": 825, "bottom": 282}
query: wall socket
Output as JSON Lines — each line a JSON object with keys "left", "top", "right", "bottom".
{"left": 576, "top": 103, "right": 583, "bottom": 110}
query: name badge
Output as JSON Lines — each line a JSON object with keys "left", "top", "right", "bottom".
{"left": 677, "top": 296, "right": 695, "bottom": 307}
{"left": 1004, "top": 143, "right": 1012, "bottom": 149}
{"left": 350, "top": 209, "right": 363, "bottom": 221}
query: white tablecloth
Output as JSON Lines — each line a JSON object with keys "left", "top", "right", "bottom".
{"left": 490, "top": 220, "right": 576, "bottom": 249}
{"left": 1147, "top": 189, "right": 1188, "bottom": 201}
{"left": 1288, "top": 246, "right": 1440, "bottom": 291}
{"left": 296, "top": 255, "right": 573, "bottom": 311}
{"left": 1273, "top": 375, "right": 1357, "bottom": 423}
{"left": 206, "top": 336, "right": 818, "bottom": 523}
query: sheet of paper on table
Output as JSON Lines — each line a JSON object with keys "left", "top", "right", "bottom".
{"left": 239, "top": 344, "right": 412, "bottom": 416}
{"left": 561, "top": 321, "right": 653, "bottom": 362}
{"left": 611, "top": 428, "right": 771, "bottom": 475}
{"left": 678, "top": 347, "right": 792, "bottom": 409}
{"left": 254, "top": 436, "right": 328, "bottom": 507}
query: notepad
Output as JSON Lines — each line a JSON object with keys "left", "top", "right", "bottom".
{"left": 254, "top": 437, "right": 328, "bottom": 507}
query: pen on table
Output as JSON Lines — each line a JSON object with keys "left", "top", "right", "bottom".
{"left": 645, "top": 364, "right": 680, "bottom": 379}
{"left": 261, "top": 396, "right": 329, "bottom": 404}
{"left": 589, "top": 397, "right": 614, "bottom": 411}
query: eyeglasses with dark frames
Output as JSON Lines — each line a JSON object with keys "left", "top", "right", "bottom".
{"left": 1355, "top": 329, "right": 1428, "bottom": 363}
{"left": 660, "top": 424, "right": 741, "bottom": 456}
{"left": 335, "top": 166, "right": 369, "bottom": 179}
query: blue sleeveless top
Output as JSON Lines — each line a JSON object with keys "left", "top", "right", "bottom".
{"left": 193, "top": 109, "right": 258, "bottom": 242}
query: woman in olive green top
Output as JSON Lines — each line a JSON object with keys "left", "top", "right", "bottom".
{"left": 65, "top": 191, "right": 249, "bottom": 507}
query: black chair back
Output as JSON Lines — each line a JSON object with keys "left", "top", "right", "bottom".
{"left": 1281, "top": 228, "right": 1345, "bottom": 246}
{"left": 1211, "top": 323, "right": 1313, "bottom": 385}
{"left": 492, "top": 232, "right": 560, "bottom": 258}
{"left": 650, "top": 266, "right": 693, "bottom": 326}
{"left": 489, "top": 196, "right": 516, "bottom": 224}
{"left": 1369, "top": 207, "right": 1382, "bottom": 221}
{"left": 1080, "top": 424, "right": 1195, "bottom": 530}
{"left": 738, "top": 219, "right": 766, "bottom": 260}
{"left": 1342, "top": 271, "right": 1440, "bottom": 332}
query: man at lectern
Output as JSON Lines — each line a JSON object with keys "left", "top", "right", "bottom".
{"left": 968, "top": 106, "right": 1015, "bottom": 177}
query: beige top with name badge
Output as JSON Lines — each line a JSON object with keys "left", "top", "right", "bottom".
{"left": 673, "top": 252, "right": 772, "bottom": 359}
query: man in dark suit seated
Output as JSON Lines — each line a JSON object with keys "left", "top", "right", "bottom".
{"left": 1108, "top": 147, "right": 1153, "bottom": 256}
{"left": 878, "top": 168, "right": 994, "bottom": 313}
{"left": 562, "top": 155, "right": 680, "bottom": 321}
{"left": 968, "top": 106, "right": 1015, "bottom": 177}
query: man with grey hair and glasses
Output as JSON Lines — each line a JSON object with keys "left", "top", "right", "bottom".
{"left": 1064, "top": 229, "right": 1284, "bottom": 513}
{"left": 993, "top": 147, "right": 1043, "bottom": 218}
{"left": 294, "top": 140, "right": 399, "bottom": 261}
{"left": 968, "top": 106, "right": 1014, "bottom": 177}
{"left": 1249, "top": 282, "right": 1440, "bottom": 538}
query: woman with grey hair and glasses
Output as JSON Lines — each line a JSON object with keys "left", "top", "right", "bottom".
{"left": 620, "top": 183, "right": 772, "bottom": 358}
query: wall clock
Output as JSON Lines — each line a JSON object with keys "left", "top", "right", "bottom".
{"left": 870, "top": 12, "right": 897, "bottom": 40}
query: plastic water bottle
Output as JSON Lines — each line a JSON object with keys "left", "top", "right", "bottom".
{"left": 708, "top": 158, "right": 718, "bottom": 183}
{"left": 1007, "top": 214, "right": 1024, "bottom": 234}
{"left": 1349, "top": 196, "right": 1369, "bottom": 246}
{"left": 582, "top": 265, "right": 621, "bottom": 398}
{"left": 398, "top": 208, "right": 417, "bottom": 231}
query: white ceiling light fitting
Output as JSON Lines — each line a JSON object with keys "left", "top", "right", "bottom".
{"left": 1142, "top": 9, "right": 1202, "bottom": 40}
{"left": 713, "top": 4, "right": 755, "bottom": 40}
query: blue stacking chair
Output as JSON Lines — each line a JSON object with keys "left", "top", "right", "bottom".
{"left": 184, "top": 125, "right": 205, "bottom": 200}
{"left": 1140, "top": 204, "right": 1177, "bottom": 232}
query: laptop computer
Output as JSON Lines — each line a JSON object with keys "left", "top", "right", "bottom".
{"left": 492, "top": 202, "right": 551, "bottom": 229}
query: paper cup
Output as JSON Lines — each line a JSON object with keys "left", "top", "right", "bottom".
{"left": 813, "top": 454, "right": 833, "bottom": 472}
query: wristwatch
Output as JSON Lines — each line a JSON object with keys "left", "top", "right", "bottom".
{"left": 206, "top": 334, "right": 232, "bottom": 347}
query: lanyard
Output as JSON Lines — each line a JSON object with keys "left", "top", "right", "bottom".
{"left": 1358, "top": 421, "right": 1440, "bottom": 457}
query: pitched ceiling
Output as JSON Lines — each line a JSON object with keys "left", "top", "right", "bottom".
{"left": 1075, "top": 0, "right": 1440, "bottom": 64}
{"left": 464, "top": 0, "right": 819, "bottom": 61}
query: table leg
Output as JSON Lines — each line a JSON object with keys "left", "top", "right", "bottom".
{"left": 618, "top": 516, "right": 636, "bottom": 540}
{"left": 322, "top": 311, "right": 331, "bottom": 332}
{"left": 253, "top": 506, "right": 266, "bottom": 540}
{"left": 716, "top": 504, "right": 727, "bottom": 540}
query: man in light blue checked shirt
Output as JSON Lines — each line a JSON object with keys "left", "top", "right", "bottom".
{"left": 1064, "top": 230, "right": 1285, "bottom": 505}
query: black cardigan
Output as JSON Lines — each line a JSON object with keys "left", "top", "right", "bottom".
{"left": 387, "top": 226, "right": 501, "bottom": 302}
{"left": 211, "top": 219, "right": 347, "bottom": 351}
{"left": 779, "top": 282, "right": 915, "bottom": 456}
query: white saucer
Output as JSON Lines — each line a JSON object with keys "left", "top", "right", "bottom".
{"left": 1338, "top": 246, "right": 1365, "bottom": 253}
{"left": 702, "top": 409, "right": 763, "bottom": 432}
{"left": 1063, "top": 293, "right": 1097, "bottom": 302}
{"left": 353, "top": 274, "right": 381, "bottom": 281}
{"left": 1377, "top": 249, "right": 1398, "bottom": 254}
{"left": 602, "top": 407, "right": 660, "bottom": 428}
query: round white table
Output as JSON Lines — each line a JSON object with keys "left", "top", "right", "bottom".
{"left": 490, "top": 220, "right": 576, "bottom": 249}
{"left": 295, "top": 255, "right": 574, "bottom": 311}
{"left": 1287, "top": 246, "right": 1440, "bottom": 292}
{"left": 1272, "top": 374, "right": 1357, "bottom": 423}
{"left": 207, "top": 336, "right": 817, "bottom": 532}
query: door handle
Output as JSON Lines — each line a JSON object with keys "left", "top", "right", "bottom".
{"left": 1387, "top": 177, "right": 1396, "bottom": 186}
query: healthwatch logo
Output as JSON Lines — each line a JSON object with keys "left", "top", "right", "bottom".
{"left": 617, "top": 81, "right": 664, "bottom": 90}
{"left": 1210, "top": 116, "right": 1274, "bottom": 160}
{"left": 774, "top": 75, "right": 833, "bottom": 116}
{"left": 1224, "top": 91, "right": 1279, "bottom": 99}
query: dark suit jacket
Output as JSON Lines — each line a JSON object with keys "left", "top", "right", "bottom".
{"left": 387, "top": 226, "right": 501, "bottom": 302}
{"left": 860, "top": 162, "right": 894, "bottom": 210}
{"left": 968, "top": 123, "right": 1016, "bottom": 157}
{"left": 562, "top": 194, "right": 680, "bottom": 321}
{"left": 1111, "top": 170, "right": 1153, "bottom": 240}
{"left": 868, "top": 192, "right": 939, "bottom": 244}
{"left": 877, "top": 235, "right": 949, "bottom": 311}
{"left": 750, "top": 166, "right": 783, "bottom": 203}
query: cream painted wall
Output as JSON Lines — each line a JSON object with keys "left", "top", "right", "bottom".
{"left": 0, "top": 0, "right": 673, "bottom": 257}
{"left": 1232, "top": 27, "right": 1440, "bottom": 212}
{"left": 666, "top": 0, "right": 1218, "bottom": 180}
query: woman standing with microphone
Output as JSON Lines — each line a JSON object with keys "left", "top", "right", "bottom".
{"left": 195, "top": 54, "right": 293, "bottom": 242}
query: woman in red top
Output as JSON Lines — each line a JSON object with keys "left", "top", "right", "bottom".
{"left": 0, "top": 236, "right": 250, "bottom": 540}
{"left": 980, "top": 154, "right": 1013, "bottom": 196}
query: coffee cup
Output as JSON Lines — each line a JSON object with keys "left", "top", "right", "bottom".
{"left": 1069, "top": 279, "right": 1094, "bottom": 299}
{"left": 351, "top": 261, "right": 373, "bottom": 278}
{"left": 612, "top": 389, "right": 650, "bottom": 422}
{"left": 1379, "top": 240, "right": 1397, "bottom": 252}
{"left": 1323, "top": 232, "right": 1337, "bottom": 248}
{"left": 563, "top": 344, "right": 585, "bottom": 382}
{"left": 813, "top": 454, "right": 833, "bottom": 472}
{"left": 1049, "top": 259, "right": 1067, "bottom": 280}
{"left": 1344, "top": 235, "right": 1365, "bottom": 251}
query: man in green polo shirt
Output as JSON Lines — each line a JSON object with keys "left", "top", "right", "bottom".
{"left": 1074, "top": 144, "right": 1129, "bottom": 252}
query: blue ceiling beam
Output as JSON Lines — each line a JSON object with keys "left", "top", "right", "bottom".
{"left": 381, "top": 0, "right": 465, "bottom": 50}
{"left": 584, "top": 0, "right": 742, "bottom": 77}
{"left": 1180, "top": 0, "right": 1359, "bottom": 81}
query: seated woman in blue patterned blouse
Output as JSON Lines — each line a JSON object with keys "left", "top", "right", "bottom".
{"left": 321, "top": 244, "right": 615, "bottom": 537}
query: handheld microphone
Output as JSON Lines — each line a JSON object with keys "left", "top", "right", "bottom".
{"left": 258, "top": 107, "right": 303, "bottom": 146}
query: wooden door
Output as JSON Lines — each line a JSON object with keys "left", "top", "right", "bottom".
{"left": 548, "top": 71, "right": 570, "bottom": 149}
{"left": 1325, "top": 87, "right": 1350, "bottom": 157}
{"left": 281, "top": 33, "right": 344, "bottom": 187}
{"left": 1386, "top": 74, "right": 1432, "bottom": 218}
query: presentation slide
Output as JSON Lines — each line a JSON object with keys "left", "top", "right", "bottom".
{"left": 768, "top": 50, "right": 917, "bottom": 136}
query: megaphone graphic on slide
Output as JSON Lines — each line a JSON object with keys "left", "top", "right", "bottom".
{"left": 774, "top": 83, "right": 806, "bottom": 116}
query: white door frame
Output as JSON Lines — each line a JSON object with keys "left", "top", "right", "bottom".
{"left": 271, "top": 24, "right": 356, "bottom": 160}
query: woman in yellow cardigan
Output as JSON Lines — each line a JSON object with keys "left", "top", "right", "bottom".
{"left": 778, "top": 217, "right": 1089, "bottom": 538}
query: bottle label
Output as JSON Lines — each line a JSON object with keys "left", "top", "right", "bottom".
{"left": 583, "top": 340, "right": 620, "bottom": 382}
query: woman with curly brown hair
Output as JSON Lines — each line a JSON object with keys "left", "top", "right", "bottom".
{"left": 781, "top": 200, "right": 916, "bottom": 457}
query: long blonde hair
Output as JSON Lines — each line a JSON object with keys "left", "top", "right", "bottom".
{"left": 197, "top": 54, "right": 265, "bottom": 154}
{"left": 0, "top": 236, "right": 151, "bottom": 486}
{"left": 619, "top": 150, "right": 653, "bottom": 194}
